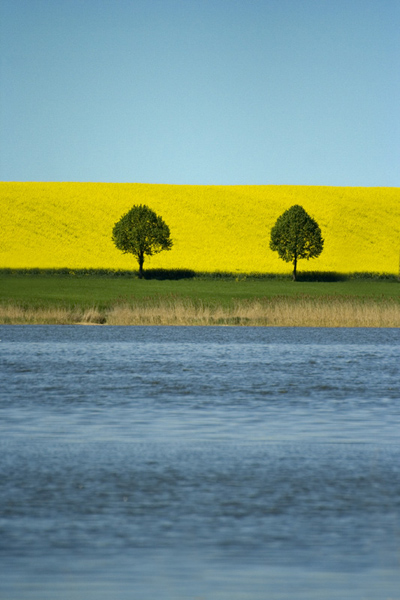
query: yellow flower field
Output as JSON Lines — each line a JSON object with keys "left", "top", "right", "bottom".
{"left": 1, "top": 182, "right": 399, "bottom": 274}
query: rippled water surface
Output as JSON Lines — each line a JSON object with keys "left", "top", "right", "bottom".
{"left": 1, "top": 325, "right": 400, "bottom": 599}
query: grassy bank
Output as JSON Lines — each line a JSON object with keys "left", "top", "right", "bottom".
{"left": 1, "top": 270, "right": 399, "bottom": 326}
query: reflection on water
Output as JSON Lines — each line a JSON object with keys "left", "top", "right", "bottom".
{"left": 1, "top": 326, "right": 400, "bottom": 599}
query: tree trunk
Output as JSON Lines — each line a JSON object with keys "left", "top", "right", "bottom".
{"left": 138, "top": 254, "right": 144, "bottom": 279}
{"left": 292, "top": 255, "right": 297, "bottom": 281}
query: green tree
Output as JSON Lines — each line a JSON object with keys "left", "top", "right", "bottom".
{"left": 269, "top": 205, "right": 324, "bottom": 281}
{"left": 112, "top": 204, "right": 173, "bottom": 278}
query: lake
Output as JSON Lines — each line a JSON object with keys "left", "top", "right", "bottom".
{"left": 1, "top": 325, "right": 399, "bottom": 599}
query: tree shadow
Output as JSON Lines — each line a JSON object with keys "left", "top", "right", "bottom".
{"left": 143, "top": 269, "right": 196, "bottom": 280}
{"left": 296, "top": 271, "right": 348, "bottom": 282}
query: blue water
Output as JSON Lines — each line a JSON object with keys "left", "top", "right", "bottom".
{"left": 1, "top": 325, "right": 400, "bottom": 599}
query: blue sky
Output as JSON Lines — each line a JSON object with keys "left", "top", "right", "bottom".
{"left": 1, "top": 0, "right": 399, "bottom": 185}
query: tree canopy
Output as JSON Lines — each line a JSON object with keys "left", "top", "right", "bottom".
{"left": 112, "top": 204, "right": 173, "bottom": 277}
{"left": 269, "top": 204, "right": 324, "bottom": 280}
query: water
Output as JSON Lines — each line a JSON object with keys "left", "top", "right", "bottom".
{"left": 1, "top": 325, "right": 399, "bottom": 599}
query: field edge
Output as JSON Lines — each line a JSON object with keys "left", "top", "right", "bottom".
{"left": 1, "top": 268, "right": 399, "bottom": 282}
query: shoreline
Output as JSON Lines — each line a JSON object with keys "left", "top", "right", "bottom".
{"left": 1, "top": 297, "right": 400, "bottom": 327}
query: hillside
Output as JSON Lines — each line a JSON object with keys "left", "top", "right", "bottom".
{"left": 1, "top": 182, "right": 399, "bottom": 274}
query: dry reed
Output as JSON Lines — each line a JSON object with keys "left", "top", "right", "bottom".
{"left": 1, "top": 298, "right": 400, "bottom": 327}
{"left": 0, "top": 305, "right": 105, "bottom": 325}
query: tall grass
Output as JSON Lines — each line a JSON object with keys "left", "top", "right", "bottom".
{"left": 1, "top": 297, "right": 399, "bottom": 327}
{"left": 0, "top": 305, "right": 106, "bottom": 325}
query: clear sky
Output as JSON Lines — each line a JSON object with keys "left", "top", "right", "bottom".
{"left": 1, "top": 0, "right": 399, "bottom": 186}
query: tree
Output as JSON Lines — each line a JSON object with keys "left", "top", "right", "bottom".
{"left": 112, "top": 204, "right": 173, "bottom": 278}
{"left": 269, "top": 205, "right": 324, "bottom": 281}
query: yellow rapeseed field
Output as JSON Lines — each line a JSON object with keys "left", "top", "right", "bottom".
{"left": 1, "top": 182, "right": 399, "bottom": 273}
